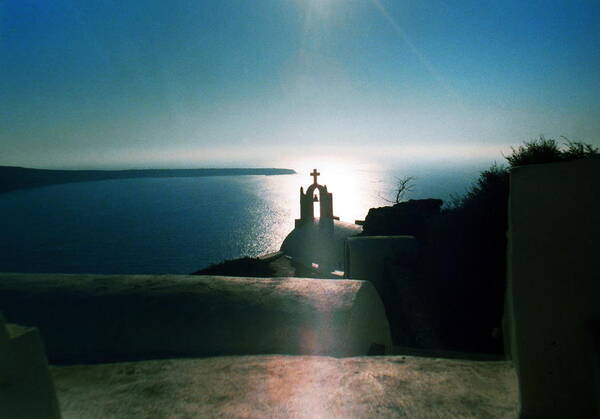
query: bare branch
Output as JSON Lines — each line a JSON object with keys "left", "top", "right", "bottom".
{"left": 393, "top": 176, "right": 415, "bottom": 204}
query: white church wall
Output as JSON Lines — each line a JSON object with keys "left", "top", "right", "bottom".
{"left": 0, "top": 313, "right": 61, "bottom": 419}
{"left": 0, "top": 274, "right": 392, "bottom": 363}
{"left": 507, "top": 157, "right": 600, "bottom": 418}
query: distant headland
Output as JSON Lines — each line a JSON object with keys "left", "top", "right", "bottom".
{"left": 0, "top": 166, "right": 296, "bottom": 193}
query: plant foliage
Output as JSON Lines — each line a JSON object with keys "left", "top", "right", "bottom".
{"left": 427, "top": 137, "right": 596, "bottom": 353}
{"left": 505, "top": 136, "right": 598, "bottom": 167}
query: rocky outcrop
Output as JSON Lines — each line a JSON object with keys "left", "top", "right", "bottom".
{"left": 361, "top": 199, "right": 443, "bottom": 238}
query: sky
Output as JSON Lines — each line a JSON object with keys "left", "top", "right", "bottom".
{"left": 1, "top": 0, "right": 599, "bottom": 169}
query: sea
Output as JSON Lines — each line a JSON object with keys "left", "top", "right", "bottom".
{"left": 0, "top": 163, "right": 489, "bottom": 275}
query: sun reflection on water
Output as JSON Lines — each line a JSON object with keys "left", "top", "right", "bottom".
{"left": 246, "top": 158, "right": 391, "bottom": 257}
{"left": 240, "top": 156, "right": 486, "bottom": 258}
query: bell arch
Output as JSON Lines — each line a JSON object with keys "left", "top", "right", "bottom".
{"left": 295, "top": 169, "right": 337, "bottom": 228}
{"left": 305, "top": 184, "right": 333, "bottom": 219}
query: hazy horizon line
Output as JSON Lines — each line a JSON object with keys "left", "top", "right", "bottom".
{"left": 0, "top": 143, "right": 515, "bottom": 171}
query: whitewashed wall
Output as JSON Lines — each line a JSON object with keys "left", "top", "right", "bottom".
{"left": 0, "top": 274, "right": 392, "bottom": 363}
{"left": 506, "top": 157, "right": 600, "bottom": 418}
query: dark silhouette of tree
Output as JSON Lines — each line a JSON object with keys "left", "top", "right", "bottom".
{"left": 422, "top": 137, "right": 597, "bottom": 353}
{"left": 382, "top": 175, "right": 416, "bottom": 204}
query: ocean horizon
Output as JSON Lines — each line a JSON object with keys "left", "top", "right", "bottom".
{"left": 0, "top": 162, "right": 489, "bottom": 275}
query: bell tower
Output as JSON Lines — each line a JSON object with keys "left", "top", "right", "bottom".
{"left": 295, "top": 169, "right": 336, "bottom": 228}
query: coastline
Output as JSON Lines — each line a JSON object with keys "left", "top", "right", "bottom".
{"left": 0, "top": 166, "right": 296, "bottom": 193}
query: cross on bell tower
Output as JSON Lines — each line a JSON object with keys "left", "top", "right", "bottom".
{"left": 296, "top": 168, "right": 336, "bottom": 228}
{"left": 311, "top": 169, "right": 320, "bottom": 185}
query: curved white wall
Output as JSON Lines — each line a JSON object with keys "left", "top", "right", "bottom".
{"left": 0, "top": 274, "right": 392, "bottom": 363}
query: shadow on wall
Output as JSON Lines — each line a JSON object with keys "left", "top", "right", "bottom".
{"left": 348, "top": 187, "right": 501, "bottom": 353}
{"left": 505, "top": 157, "right": 600, "bottom": 418}
{"left": 356, "top": 138, "right": 598, "bottom": 354}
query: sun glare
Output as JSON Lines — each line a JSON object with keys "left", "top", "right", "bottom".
{"left": 281, "top": 157, "right": 385, "bottom": 223}
{"left": 303, "top": 0, "right": 339, "bottom": 16}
